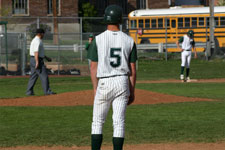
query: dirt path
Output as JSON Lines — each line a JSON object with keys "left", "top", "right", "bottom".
{"left": 1, "top": 143, "right": 225, "bottom": 150}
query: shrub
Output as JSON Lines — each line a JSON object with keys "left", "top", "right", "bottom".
{"left": 26, "top": 23, "right": 51, "bottom": 39}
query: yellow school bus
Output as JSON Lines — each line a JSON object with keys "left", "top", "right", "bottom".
{"left": 128, "top": 6, "right": 225, "bottom": 52}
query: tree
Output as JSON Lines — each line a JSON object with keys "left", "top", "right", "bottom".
{"left": 79, "top": 2, "right": 97, "bottom": 17}
{"left": 0, "top": 6, "right": 11, "bottom": 17}
{"left": 78, "top": 2, "right": 97, "bottom": 32}
{"left": 217, "top": 0, "right": 225, "bottom": 6}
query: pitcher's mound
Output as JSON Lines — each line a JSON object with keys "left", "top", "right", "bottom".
{"left": 0, "top": 89, "right": 213, "bottom": 106}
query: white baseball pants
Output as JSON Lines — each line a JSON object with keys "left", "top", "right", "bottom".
{"left": 181, "top": 50, "right": 192, "bottom": 68}
{"left": 91, "top": 75, "right": 130, "bottom": 138}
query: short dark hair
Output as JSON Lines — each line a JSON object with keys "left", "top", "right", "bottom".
{"left": 36, "top": 28, "right": 45, "bottom": 34}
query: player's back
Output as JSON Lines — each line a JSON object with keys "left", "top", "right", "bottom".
{"left": 95, "top": 30, "right": 135, "bottom": 78}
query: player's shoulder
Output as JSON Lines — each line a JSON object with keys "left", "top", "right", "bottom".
{"left": 184, "top": 35, "right": 188, "bottom": 38}
{"left": 32, "top": 36, "right": 41, "bottom": 44}
{"left": 124, "top": 32, "right": 134, "bottom": 41}
{"left": 97, "top": 30, "right": 108, "bottom": 37}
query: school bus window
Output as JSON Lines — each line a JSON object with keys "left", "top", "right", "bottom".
{"left": 145, "top": 19, "right": 150, "bottom": 28}
{"left": 221, "top": 17, "right": 225, "bottom": 26}
{"left": 185, "top": 18, "right": 190, "bottom": 27}
{"left": 178, "top": 18, "right": 183, "bottom": 28}
{"left": 171, "top": 20, "right": 176, "bottom": 28}
{"left": 199, "top": 17, "right": 205, "bottom": 26}
{"left": 130, "top": 20, "right": 137, "bottom": 29}
{"left": 139, "top": 19, "right": 144, "bottom": 28}
{"left": 206, "top": 17, "right": 218, "bottom": 27}
{"left": 158, "top": 18, "right": 163, "bottom": 28}
{"left": 151, "top": 19, "right": 157, "bottom": 28}
{"left": 165, "top": 18, "right": 170, "bottom": 28}
{"left": 206, "top": 17, "right": 210, "bottom": 27}
{"left": 192, "top": 17, "right": 197, "bottom": 27}
{"left": 215, "top": 17, "right": 219, "bottom": 27}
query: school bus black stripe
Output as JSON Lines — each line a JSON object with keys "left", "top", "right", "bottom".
{"left": 129, "top": 26, "right": 225, "bottom": 31}
{"left": 138, "top": 35, "right": 225, "bottom": 39}
{"left": 135, "top": 31, "right": 225, "bottom": 35}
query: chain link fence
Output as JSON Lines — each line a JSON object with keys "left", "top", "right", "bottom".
{"left": 0, "top": 16, "right": 224, "bottom": 76}
{"left": 0, "top": 17, "right": 105, "bottom": 76}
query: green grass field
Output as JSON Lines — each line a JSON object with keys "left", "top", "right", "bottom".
{"left": 0, "top": 59, "right": 225, "bottom": 147}
{"left": 137, "top": 58, "right": 225, "bottom": 80}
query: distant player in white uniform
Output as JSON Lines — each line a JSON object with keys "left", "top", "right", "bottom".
{"left": 88, "top": 5, "right": 137, "bottom": 150}
{"left": 176, "top": 30, "right": 197, "bottom": 82}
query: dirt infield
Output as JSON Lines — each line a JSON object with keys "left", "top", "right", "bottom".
{"left": 0, "top": 89, "right": 214, "bottom": 106}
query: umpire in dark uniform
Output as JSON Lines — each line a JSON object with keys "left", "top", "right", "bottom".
{"left": 26, "top": 28, "right": 56, "bottom": 96}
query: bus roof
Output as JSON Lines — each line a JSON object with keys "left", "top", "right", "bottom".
{"left": 129, "top": 6, "right": 225, "bottom": 17}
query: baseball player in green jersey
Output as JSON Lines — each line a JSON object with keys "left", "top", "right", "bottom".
{"left": 85, "top": 34, "right": 94, "bottom": 51}
{"left": 88, "top": 5, "right": 137, "bottom": 150}
{"left": 85, "top": 34, "right": 94, "bottom": 69}
{"left": 176, "top": 30, "right": 197, "bottom": 82}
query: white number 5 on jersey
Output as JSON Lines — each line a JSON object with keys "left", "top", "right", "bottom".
{"left": 110, "top": 48, "right": 121, "bottom": 68}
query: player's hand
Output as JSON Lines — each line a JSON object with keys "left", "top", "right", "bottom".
{"left": 93, "top": 89, "right": 97, "bottom": 97}
{"left": 35, "top": 62, "right": 39, "bottom": 69}
{"left": 180, "top": 48, "right": 184, "bottom": 52}
{"left": 128, "top": 93, "right": 135, "bottom": 105}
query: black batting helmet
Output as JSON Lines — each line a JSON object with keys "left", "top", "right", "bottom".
{"left": 187, "top": 30, "right": 194, "bottom": 38}
{"left": 103, "top": 5, "right": 123, "bottom": 24}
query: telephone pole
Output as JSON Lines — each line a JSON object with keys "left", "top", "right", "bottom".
{"left": 53, "top": 0, "right": 58, "bottom": 44}
{"left": 209, "top": 0, "right": 215, "bottom": 55}
{"left": 146, "top": 0, "right": 148, "bottom": 9}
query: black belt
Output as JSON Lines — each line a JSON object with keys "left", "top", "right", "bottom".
{"left": 30, "top": 56, "right": 44, "bottom": 60}
{"left": 98, "top": 74, "right": 128, "bottom": 79}
{"left": 185, "top": 49, "right": 191, "bottom": 51}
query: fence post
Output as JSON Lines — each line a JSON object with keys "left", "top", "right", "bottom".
{"left": 37, "top": 17, "right": 40, "bottom": 28}
{"left": 205, "top": 20, "right": 209, "bottom": 61}
{"left": 57, "top": 32, "right": 60, "bottom": 75}
{"left": 165, "top": 17, "right": 168, "bottom": 61}
{"left": 19, "top": 33, "right": 25, "bottom": 76}
{"left": 80, "top": 17, "right": 83, "bottom": 62}
{"left": 21, "top": 33, "right": 27, "bottom": 76}
{"left": 135, "top": 31, "right": 138, "bottom": 44}
{"left": 0, "top": 33, "right": 2, "bottom": 66}
{"left": 5, "top": 24, "right": 8, "bottom": 70}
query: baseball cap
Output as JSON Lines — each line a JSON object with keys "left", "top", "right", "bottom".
{"left": 36, "top": 28, "right": 45, "bottom": 34}
{"left": 89, "top": 34, "right": 93, "bottom": 38}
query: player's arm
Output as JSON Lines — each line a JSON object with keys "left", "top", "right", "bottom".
{"left": 87, "top": 39, "right": 98, "bottom": 96}
{"left": 34, "top": 52, "right": 39, "bottom": 69}
{"left": 176, "top": 36, "right": 184, "bottom": 52}
{"left": 90, "top": 62, "right": 98, "bottom": 96}
{"left": 33, "top": 41, "right": 40, "bottom": 69}
{"left": 192, "top": 40, "right": 197, "bottom": 58}
{"left": 128, "top": 62, "right": 136, "bottom": 105}
{"left": 128, "top": 43, "right": 137, "bottom": 105}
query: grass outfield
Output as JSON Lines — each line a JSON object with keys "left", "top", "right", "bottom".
{"left": 0, "top": 59, "right": 225, "bottom": 147}
{"left": 1, "top": 101, "right": 225, "bottom": 147}
{"left": 137, "top": 59, "right": 225, "bottom": 80}
{"left": 137, "top": 83, "right": 225, "bottom": 100}
{"left": 0, "top": 82, "right": 225, "bottom": 147}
